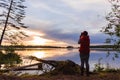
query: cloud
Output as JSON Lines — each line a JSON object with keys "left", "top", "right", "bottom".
{"left": 62, "top": 0, "right": 109, "bottom": 12}
{"left": 26, "top": 0, "right": 74, "bottom": 17}
{"left": 23, "top": 0, "right": 111, "bottom": 45}
{"left": 42, "top": 28, "right": 109, "bottom": 45}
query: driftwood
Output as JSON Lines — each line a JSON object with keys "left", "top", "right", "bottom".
{"left": 8, "top": 63, "right": 42, "bottom": 71}
{"left": 29, "top": 56, "right": 81, "bottom": 75}
{"left": 8, "top": 56, "right": 81, "bottom": 75}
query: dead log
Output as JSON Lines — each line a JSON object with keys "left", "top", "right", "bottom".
{"left": 7, "top": 63, "right": 42, "bottom": 71}
{"left": 29, "top": 56, "right": 81, "bottom": 75}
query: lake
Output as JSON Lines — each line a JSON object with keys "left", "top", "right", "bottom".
{"left": 14, "top": 48, "right": 120, "bottom": 75}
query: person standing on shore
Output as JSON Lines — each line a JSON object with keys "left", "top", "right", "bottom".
{"left": 78, "top": 31, "right": 90, "bottom": 76}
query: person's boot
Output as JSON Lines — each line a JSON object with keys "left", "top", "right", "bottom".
{"left": 80, "top": 67, "right": 84, "bottom": 76}
{"left": 86, "top": 73, "right": 89, "bottom": 77}
{"left": 86, "top": 68, "right": 89, "bottom": 77}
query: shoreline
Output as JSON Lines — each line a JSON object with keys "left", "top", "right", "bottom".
{"left": 0, "top": 72, "right": 120, "bottom": 80}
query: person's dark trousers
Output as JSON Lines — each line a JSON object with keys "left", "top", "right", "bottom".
{"left": 80, "top": 53, "right": 89, "bottom": 76}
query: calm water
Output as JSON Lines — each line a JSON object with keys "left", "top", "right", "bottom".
{"left": 12, "top": 48, "right": 120, "bottom": 75}
{"left": 15, "top": 48, "right": 120, "bottom": 71}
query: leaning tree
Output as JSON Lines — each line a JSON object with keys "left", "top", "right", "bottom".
{"left": 102, "top": 0, "right": 120, "bottom": 49}
{"left": 0, "top": 0, "right": 27, "bottom": 45}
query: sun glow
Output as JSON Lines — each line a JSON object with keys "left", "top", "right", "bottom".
{"left": 33, "top": 52, "right": 45, "bottom": 58}
{"left": 32, "top": 36, "right": 47, "bottom": 45}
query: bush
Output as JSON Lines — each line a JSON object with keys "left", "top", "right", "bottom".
{"left": 0, "top": 47, "right": 22, "bottom": 69}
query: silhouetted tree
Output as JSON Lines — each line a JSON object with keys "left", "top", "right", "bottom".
{"left": 102, "top": 0, "right": 120, "bottom": 48}
{"left": 101, "top": 0, "right": 120, "bottom": 60}
{"left": 0, "top": 0, "right": 27, "bottom": 45}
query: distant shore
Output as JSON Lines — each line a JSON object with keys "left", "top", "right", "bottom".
{"left": 0, "top": 45, "right": 119, "bottom": 51}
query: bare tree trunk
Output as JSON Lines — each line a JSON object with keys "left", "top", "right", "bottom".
{"left": 0, "top": 0, "right": 13, "bottom": 46}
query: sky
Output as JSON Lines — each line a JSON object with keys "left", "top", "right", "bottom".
{"left": 20, "top": 0, "right": 112, "bottom": 46}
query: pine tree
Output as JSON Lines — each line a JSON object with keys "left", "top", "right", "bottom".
{"left": 0, "top": 0, "right": 27, "bottom": 45}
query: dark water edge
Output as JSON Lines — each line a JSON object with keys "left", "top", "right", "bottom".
{"left": 0, "top": 45, "right": 119, "bottom": 51}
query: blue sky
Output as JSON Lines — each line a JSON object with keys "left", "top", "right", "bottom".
{"left": 22, "top": 0, "right": 112, "bottom": 46}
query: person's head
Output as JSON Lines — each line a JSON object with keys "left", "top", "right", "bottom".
{"left": 83, "top": 31, "right": 88, "bottom": 36}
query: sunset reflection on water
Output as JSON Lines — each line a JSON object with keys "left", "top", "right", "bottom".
{"left": 33, "top": 51, "right": 45, "bottom": 58}
{"left": 16, "top": 48, "right": 75, "bottom": 59}
{"left": 14, "top": 49, "right": 120, "bottom": 71}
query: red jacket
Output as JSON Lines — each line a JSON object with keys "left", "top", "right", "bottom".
{"left": 78, "top": 35, "right": 90, "bottom": 54}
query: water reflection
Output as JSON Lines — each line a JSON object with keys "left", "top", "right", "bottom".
{"left": 16, "top": 48, "right": 76, "bottom": 59}
{"left": 33, "top": 51, "right": 45, "bottom": 58}
{"left": 15, "top": 48, "right": 120, "bottom": 71}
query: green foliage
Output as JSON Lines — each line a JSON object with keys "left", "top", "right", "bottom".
{"left": 0, "top": 51, "right": 6, "bottom": 64}
{"left": 94, "top": 58, "right": 104, "bottom": 72}
{"left": 101, "top": 0, "right": 120, "bottom": 46}
{"left": 94, "top": 64, "right": 104, "bottom": 72}
{"left": 93, "top": 57, "right": 120, "bottom": 73}
{"left": 101, "top": 0, "right": 120, "bottom": 63}
{"left": 0, "top": 48, "right": 22, "bottom": 69}
{"left": 104, "top": 68, "right": 120, "bottom": 73}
